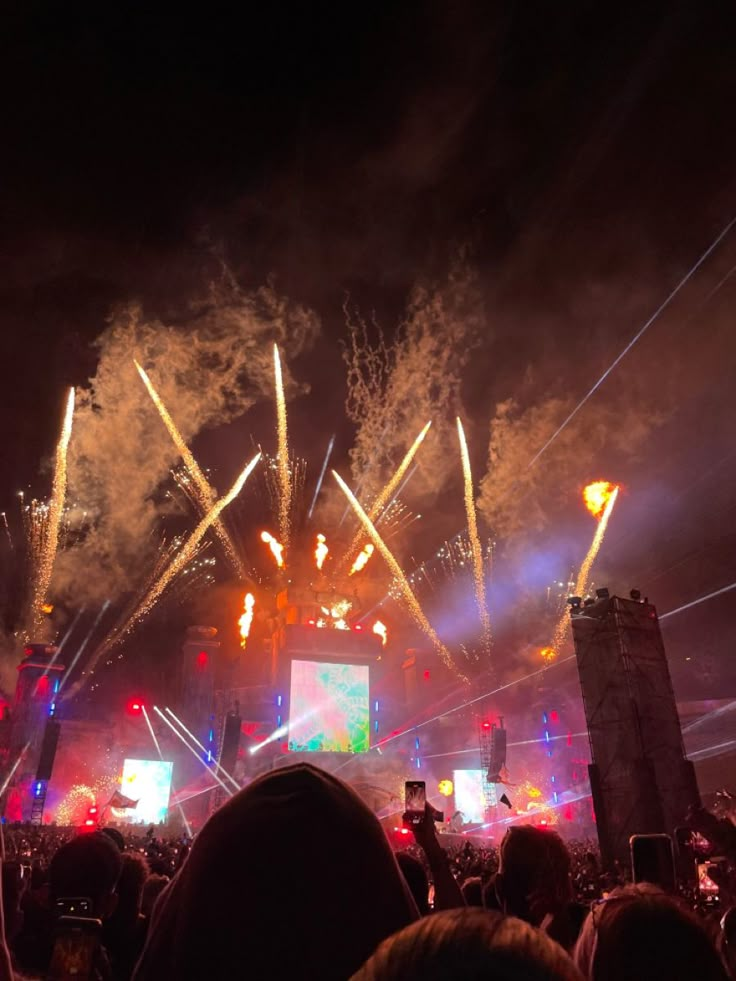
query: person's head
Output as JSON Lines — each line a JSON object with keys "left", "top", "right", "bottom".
{"left": 107, "top": 851, "right": 149, "bottom": 930}
{"left": 496, "top": 825, "right": 572, "bottom": 924}
{"left": 49, "top": 832, "right": 123, "bottom": 920}
{"left": 461, "top": 876, "right": 483, "bottom": 907}
{"left": 396, "top": 852, "right": 430, "bottom": 915}
{"left": 140, "top": 874, "right": 168, "bottom": 919}
{"left": 574, "top": 884, "right": 728, "bottom": 981}
{"left": 482, "top": 874, "right": 501, "bottom": 911}
{"left": 350, "top": 908, "right": 583, "bottom": 981}
{"left": 134, "top": 763, "right": 418, "bottom": 980}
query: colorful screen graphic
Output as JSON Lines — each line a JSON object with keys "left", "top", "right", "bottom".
{"left": 288, "top": 659, "right": 370, "bottom": 753}
{"left": 118, "top": 759, "right": 173, "bottom": 825}
{"left": 453, "top": 769, "right": 496, "bottom": 824}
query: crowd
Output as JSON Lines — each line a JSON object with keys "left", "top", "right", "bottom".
{"left": 0, "top": 762, "right": 732, "bottom": 979}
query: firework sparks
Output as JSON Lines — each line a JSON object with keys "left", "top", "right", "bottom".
{"left": 30, "top": 388, "right": 75, "bottom": 637}
{"left": 372, "top": 619, "right": 387, "bottom": 646}
{"left": 260, "top": 530, "right": 285, "bottom": 568}
{"left": 552, "top": 484, "right": 620, "bottom": 651}
{"left": 308, "top": 434, "right": 335, "bottom": 519}
{"left": 582, "top": 480, "right": 618, "bottom": 520}
{"left": 273, "top": 344, "right": 292, "bottom": 548}
{"left": 456, "top": 417, "right": 492, "bottom": 653}
{"left": 349, "top": 542, "right": 375, "bottom": 576}
{"left": 540, "top": 647, "right": 558, "bottom": 663}
{"left": 238, "top": 592, "right": 255, "bottom": 648}
{"left": 135, "top": 360, "right": 247, "bottom": 580}
{"left": 1, "top": 512, "right": 12, "bottom": 549}
{"left": 343, "top": 420, "right": 431, "bottom": 569}
{"left": 315, "top": 533, "right": 328, "bottom": 571}
{"left": 332, "top": 469, "right": 465, "bottom": 681}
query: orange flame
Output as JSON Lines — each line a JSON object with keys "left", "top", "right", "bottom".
{"left": 349, "top": 543, "right": 374, "bottom": 575}
{"left": 372, "top": 620, "right": 387, "bottom": 646}
{"left": 540, "top": 647, "right": 557, "bottom": 663}
{"left": 260, "top": 530, "right": 284, "bottom": 568}
{"left": 583, "top": 481, "right": 618, "bottom": 520}
{"left": 238, "top": 593, "right": 255, "bottom": 649}
{"left": 315, "top": 533, "right": 328, "bottom": 570}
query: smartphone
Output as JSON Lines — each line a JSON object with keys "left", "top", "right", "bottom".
{"left": 49, "top": 916, "right": 102, "bottom": 981}
{"left": 55, "top": 897, "right": 93, "bottom": 918}
{"left": 630, "top": 834, "right": 676, "bottom": 893}
{"left": 405, "top": 781, "right": 426, "bottom": 825}
{"left": 697, "top": 862, "right": 720, "bottom": 901}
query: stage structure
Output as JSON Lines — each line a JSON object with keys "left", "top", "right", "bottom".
{"left": 570, "top": 592, "right": 700, "bottom": 868}
{"left": 179, "top": 626, "right": 220, "bottom": 764}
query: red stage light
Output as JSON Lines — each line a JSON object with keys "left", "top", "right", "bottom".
{"left": 550, "top": 710, "right": 559, "bottom": 723}
{"left": 126, "top": 698, "right": 143, "bottom": 716}
{"left": 423, "top": 670, "right": 431, "bottom": 681}
{"left": 481, "top": 721, "right": 492, "bottom": 730}
{"left": 88, "top": 806, "right": 98, "bottom": 815}
{"left": 354, "top": 624, "right": 363, "bottom": 631}
{"left": 307, "top": 619, "right": 316, "bottom": 626}
{"left": 196, "top": 650, "right": 208, "bottom": 668}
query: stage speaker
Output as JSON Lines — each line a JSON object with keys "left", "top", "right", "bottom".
{"left": 218, "top": 711, "right": 242, "bottom": 774}
{"left": 487, "top": 725, "right": 507, "bottom": 783}
{"left": 35, "top": 720, "right": 61, "bottom": 781}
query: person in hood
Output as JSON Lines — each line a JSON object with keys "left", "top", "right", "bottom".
{"left": 133, "top": 762, "right": 418, "bottom": 980}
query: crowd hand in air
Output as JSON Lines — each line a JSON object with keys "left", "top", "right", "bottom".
{"left": 403, "top": 803, "right": 465, "bottom": 911}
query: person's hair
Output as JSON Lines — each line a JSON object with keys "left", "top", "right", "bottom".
{"left": 49, "top": 832, "right": 123, "bottom": 914}
{"left": 482, "top": 874, "right": 501, "bottom": 911}
{"left": 106, "top": 851, "right": 149, "bottom": 931}
{"left": 497, "top": 825, "right": 572, "bottom": 922}
{"left": 396, "top": 852, "right": 430, "bottom": 915}
{"left": 140, "top": 874, "right": 168, "bottom": 919}
{"left": 574, "top": 884, "right": 728, "bottom": 981}
{"left": 460, "top": 876, "right": 483, "bottom": 907}
{"left": 350, "top": 908, "right": 584, "bottom": 981}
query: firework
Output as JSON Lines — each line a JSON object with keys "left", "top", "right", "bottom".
{"left": 456, "top": 417, "right": 492, "bottom": 653}
{"left": 540, "top": 646, "right": 558, "bottom": 663}
{"left": 582, "top": 480, "right": 618, "bottom": 520}
{"left": 372, "top": 619, "right": 387, "bottom": 646}
{"left": 238, "top": 592, "right": 255, "bottom": 648}
{"left": 332, "top": 469, "right": 466, "bottom": 681}
{"left": 260, "top": 530, "right": 285, "bottom": 568}
{"left": 1, "top": 512, "right": 12, "bottom": 549}
{"left": 273, "top": 344, "right": 292, "bottom": 548}
{"left": 551, "top": 485, "right": 620, "bottom": 651}
{"left": 308, "top": 434, "right": 335, "bottom": 519}
{"left": 349, "top": 542, "right": 375, "bottom": 576}
{"left": 343, "top": 421, "right": 431, "bottom": 569}
{"left": 315, "top": 533, "right": 328, "bottom": 570}
{"left": 30, "top": 388, "right": 75, "bottom": 638}
{"left": 135, "top": 361, "right": 247, "bottom": 580}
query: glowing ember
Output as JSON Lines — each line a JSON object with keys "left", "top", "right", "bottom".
{"left": 261, "top": 530, "right": 285, "bottom": 568}
{"left": 333, "top": 469, "right": 466, "bottom": 681}
{"left": 456, "top": 417, "right": 492, "bottom": 653}
{"left": 540, "top": 647, "right": 558, "bottom": 663}
{"left": 438, "top": 779, "right": 454, "bottom": 797}
{"left": 583, "top": 480, "right": 618, "bottom": 520}
{"left": 273, "top": 344, "right": 292, "bottom": 548}
{"left": 135, "top": 361, "right": 246, "bottom": 579}
{"left": 349, "top": 542, "right": 375, "bottom": 575}
{"left": 315, "top": 533, "right": 328, "bottom": 570}
{"left": 31, "top": 387, "right": 74, "bottom": 636}
{"left": 238, "top": 593, "right": 255, "bottom": 649}
{"left": 372, "top": 619, "right": 387, "bottom": 646}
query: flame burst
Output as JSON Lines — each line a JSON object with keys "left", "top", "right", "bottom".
{"left": 540, "top": 646, "right": 557, "bottom": 663}
{"left": 31, "top": 387, "right": 75, "bottom": 637}
{"left": 552, "top": 484, "right": 620, "bottom": 651}
{"left": 273, "top": 344, "right": 292, "bottom": 549}
{"left": 372, "top": 619, "right": 387, "bottom": 646}
{"left": 583, "top": 480, "right": 618, "bottom": 520}
{"left": 261, "top": 530, "right": 285, "bottom": 568}
{"left": 343, "top": 420, "right": 431, "bottom": 570}
{"left": 333, "top": 470, "right": 466, "bottom": 681}
{"left": 315, "top": 533, "right": 328, "bottom": 571}
{"left": 239, "top": 593, "right": 255, "bottom": 649}
{"left": 456, "top": 417, "right": 492, "bottom": 654}
{"left": 349, "top": 542, "right": 375, "bottom": 575}
{"left": 135, "top": 361, "right": 247, "bottom": 580}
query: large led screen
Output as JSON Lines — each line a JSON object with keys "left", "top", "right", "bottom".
{"left": 288, "top": 659, "right": 370, "bottom": 753}
{"left": 118, "top": 759, "right": 173, "bottom": 825}
{"left": 453, "top": 769, "right": 496, "bottom": 824}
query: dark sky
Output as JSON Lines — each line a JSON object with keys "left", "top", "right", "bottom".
{"left": 2, "top": 2, "right": 736, "bottom": 697}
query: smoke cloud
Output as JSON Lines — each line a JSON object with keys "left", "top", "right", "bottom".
{"left": 53, "top": 274, "right": 319, "bottom": 604}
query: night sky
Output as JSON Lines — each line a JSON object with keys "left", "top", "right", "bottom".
{"left": 2, "top": 3, "right": 735, "bottom": 700}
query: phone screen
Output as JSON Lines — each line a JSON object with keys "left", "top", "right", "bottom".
{"left": 630, "top": 834, "right": 676, "bottom": 893}
{"left": 405, "top": 781, "right": 426, "bottom": 817}
{"left": 698, "top": 863, "right": 720, "bottom": 900}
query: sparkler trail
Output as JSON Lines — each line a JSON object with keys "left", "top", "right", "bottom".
{"left": 456, "top": 417, "right": 491, "bottom": 653}
{"left": 135, "top": 361, "right": 247, "bottom": 581}
{"left": 551, "top": 485, "right": 620, "bottom": 652}
{"left": 308, "top": 434, "right": 335, "bottom": 519}
{"left": 30, "top": 388, "right": 74, "bottom": 637}
{"left": 659, "top": 580, "right": 736, "bottom": 621}
{"left": 273, "top": 344, "right": 292, "bottom": 548}
{"left": 1, "top": 512, "right": 12, "bottom": 549}
{"left": 332, "top": 469, "right": 466, "bottom": 681}
{"left": 342, "top": 421, "right": 431, "bottom": 570}
{"left": 527, "top": 215, "right": 736, "bottom": 469}
{"left": 142, "top": 705, "right": 192, "bottom": 837}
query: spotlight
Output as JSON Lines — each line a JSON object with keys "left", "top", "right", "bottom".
{"left": 630, "top": 588, "right": 642, "bottom": 601}
{"left": 595, "top": 588, "right": 610, "bottom": 599}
